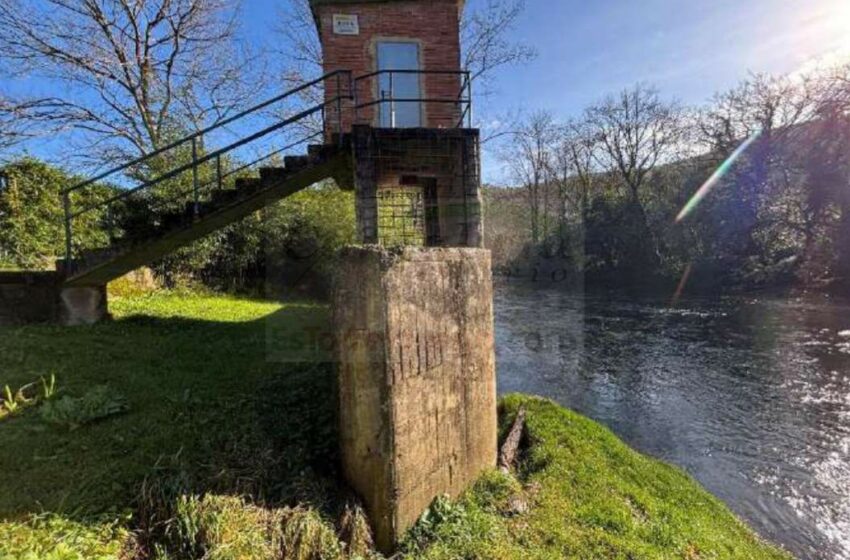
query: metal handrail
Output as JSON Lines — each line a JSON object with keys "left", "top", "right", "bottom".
{"left": 61, "top": 71, "right": 354, "bottom": 265}
{"left": 353, "top": 69, "right": 472, "bottom": 128}
{"left": 60, "top": 68, "right": 474, "bottom": 268}
{"left": 69, "top": 104, "right": 332, "bottom": 221}
{"left": 63, "top": 70, "right": 352, "bottom": 195}
{"left": 145, "top": 132, "right": 322, "bottom": 216}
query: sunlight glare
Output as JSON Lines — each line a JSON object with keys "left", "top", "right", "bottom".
{"left": 790, "top": 0, "right": 850, "bottom": 78}
{"left": 675, "top": 131, "right": 762, "bottom": 224}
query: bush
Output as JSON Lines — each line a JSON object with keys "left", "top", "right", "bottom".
{"left": 0, "top": 158, "right": 112, "bottom": 269}
{"left": 154, "top": 181, "right": 356, "bottom": 297}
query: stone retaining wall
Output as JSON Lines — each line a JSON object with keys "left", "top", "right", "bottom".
{"left": 0, "top": 271, "right": 61, "bottom": 326}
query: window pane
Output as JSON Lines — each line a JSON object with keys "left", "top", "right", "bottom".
{"left": 377, "top": 42, "right": 421, "bottom": 127}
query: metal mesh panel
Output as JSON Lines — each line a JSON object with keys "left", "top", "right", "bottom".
{"left": 353, "top": 128, "right": 482, "bottom": 248}
{"left": 377, "top": 187, "right": 425, "bottom": 246}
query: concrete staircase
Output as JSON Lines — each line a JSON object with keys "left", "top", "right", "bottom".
{"left": 63, "top": 144, "right": 352, "bottom": 287}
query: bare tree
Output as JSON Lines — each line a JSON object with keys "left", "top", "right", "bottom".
{"left": 798, "top": 65, "right": 850, "bottom": 281}
{"left": 0, "top": 96, "right": 75, "bottom": 153}
{"left": 276, "top": 0, "right": 323, "bottom": 83}
{"left": 696, "top": 73, "right": 819, "bottom": 262}
{"left": 698, "top": 72, "right": 815, "bottom": 154}
{"left": 585, "top": 84, "right": 685, "bottom": 204}
{"left": 501, "top": 110, "right": 555, "bottom": 244}
{"left": 550, "top": 119, "right": 597, "bottom": 230}
{"left": 461, "top": 0, "right": 536, "bottom": 93}
{"left": 0, "top": 0, "right": 265, "bottom": 165}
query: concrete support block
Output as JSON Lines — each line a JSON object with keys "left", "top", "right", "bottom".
{"left": 333, "top": 246, "right": 497, "bottom": 552}
{"left": 59, "top": 285, "right": 109, "bottom": 326}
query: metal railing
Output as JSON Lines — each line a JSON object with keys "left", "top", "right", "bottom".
{"left": 353, "top": 69, "right": 473, "bottom": 129}
{"left": 61, "top": 70, "right": 354, "bottom": 268}
{"left": 59, "top": 68, "right": 475, "bottom": 272}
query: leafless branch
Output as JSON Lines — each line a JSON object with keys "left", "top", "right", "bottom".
{"left": 584, "top": 84, "right": 686, "bottom": 202}
{"left": 0, "top": 0, "right": 267, "bottom": 166}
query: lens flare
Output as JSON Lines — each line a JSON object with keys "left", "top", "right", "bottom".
{"left": 675, "top": 130, "right": 762, "bottom": 223}
{"left": 670, "top": 262, "right": 693, "bottom": 307}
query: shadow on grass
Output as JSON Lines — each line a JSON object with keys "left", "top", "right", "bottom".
{"left": 0, "top": 301, "right": 357, "bottom": 556}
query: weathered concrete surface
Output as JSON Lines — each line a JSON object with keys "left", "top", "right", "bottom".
{"left": 59, "top": 285, "right": 109, "bottom": 326}
{"left": 0, "top": 271, "right": 61, "bottom": 326}
{"left": 333, "top": 245, "right": 497, "bottom": 552}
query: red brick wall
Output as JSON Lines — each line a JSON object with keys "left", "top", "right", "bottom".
{"left": 315, "top": 0, "right": 464, "bottom": 133}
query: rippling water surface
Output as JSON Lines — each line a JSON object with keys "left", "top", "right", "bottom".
{"left": 494, "top": 283, "right": 850, "bottom": 560}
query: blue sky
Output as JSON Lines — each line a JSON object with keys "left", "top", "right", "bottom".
{"left": 154, "top": 0, "right": 850, "bottom": 182}
{"left": 487, "top": 0, "right": 849, "bottom": 110}
{"left": 466, "top": 0, "right": 850, "bottom": 181}
{"left": 6, "top": 0, "right": 850, "bottom": 182}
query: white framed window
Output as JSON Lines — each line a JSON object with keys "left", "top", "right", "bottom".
{"left": 377, "top": 41, "right": 422, "bottom": 128}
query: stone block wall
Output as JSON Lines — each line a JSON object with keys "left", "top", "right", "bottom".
{"left": 59, "top": 285, "right": 109, "bottom": 326}
{"left": 333, "top": 246, "right": 497, "bottom": 552}
{"left": 0, "top": 271, "right": 61, "bottom": 326}
{"left": 0, "top": 271, "right": 114, "bottom": 326}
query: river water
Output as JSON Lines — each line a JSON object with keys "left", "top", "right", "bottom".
{"left": 494, "top": 283, "right": 850, "bottom": 560}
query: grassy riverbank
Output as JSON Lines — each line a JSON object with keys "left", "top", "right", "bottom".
{"left": 0, "top": 293, "right": 789, "bottom": 559}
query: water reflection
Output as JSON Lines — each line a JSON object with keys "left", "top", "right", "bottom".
{"left": 494, "top": 283, "right": 850, "bottom": 560}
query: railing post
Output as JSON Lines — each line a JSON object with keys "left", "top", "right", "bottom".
{"left": 216, "top": 154, "right": 223, "bottom": 191}
{"left": 389, "top": 71, "right": 396, "bottom": 128}
{"left": 336, "top": 72, "right": 343, "bottom": 142}
{"left": 467, "top": 72, "right": 474, "bottom": 128}
{"left": 191, "top": 137, "right": 200, "bottom": 217}
{"left": 106, "top": 204, "right": 114, "bottom": 241}
{"left": 62, "top": 190, "right": 72, "bottom": 267}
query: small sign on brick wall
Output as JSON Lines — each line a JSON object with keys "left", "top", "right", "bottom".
{"left": 333, "top": 14, "right": 359, "bottom": 35}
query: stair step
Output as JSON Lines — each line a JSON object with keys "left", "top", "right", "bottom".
{"left": 71, "top": 247, "right": 124, "bottom": 273}
{"left": 259, "top": 167, "right": 288, "bottom": 181}
{"left": 160, "top": 210, "right": 189, "bottom": 231}
{"left": 210, "top": 188, "right": 240, "bottom": 204}
{"left": 308, "top": 143, "right": 342, "bottom": 163}
{"left": 235, "top": 177, "right": 263, "bottom": 193}
{"left": 284, "top": 155, "right": 310, "bottom": 173}
{"left": 307, "top": 144, "right": 323, "bottom": 161}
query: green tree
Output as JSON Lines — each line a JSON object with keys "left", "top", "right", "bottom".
{"left": 0, "top": 158, "right": 110, "bottom": 268}
{"left": 152, "top": 181, "right": 357, "bottom": 296}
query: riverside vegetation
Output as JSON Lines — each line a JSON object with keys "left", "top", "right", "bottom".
{"left": 0, "top": 292, "right": 789, "bottom": 559}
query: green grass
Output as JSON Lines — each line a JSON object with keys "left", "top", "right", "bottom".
{"left": 0, "top": 293, "right": 789, "bottom": 559}
{"left": 401, "top": 396, "right": 791, "bottom": 559}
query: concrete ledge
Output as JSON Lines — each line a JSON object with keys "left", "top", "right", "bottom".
{"left": 0, "top": 271, "right": 61, "bottom": 326}
{"left": 0, "top": 271, "right": 109, "bottom": 326}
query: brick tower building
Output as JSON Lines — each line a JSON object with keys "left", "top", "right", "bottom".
{"left": 314, "top": 0, "right": 497, "bottom": 553}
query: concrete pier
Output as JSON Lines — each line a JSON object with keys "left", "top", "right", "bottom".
{"left": 59, "top": 285, "right": 109, "bottom": 326}
{"left": 333, "top": 246, "right": 497, "bottom": 552}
